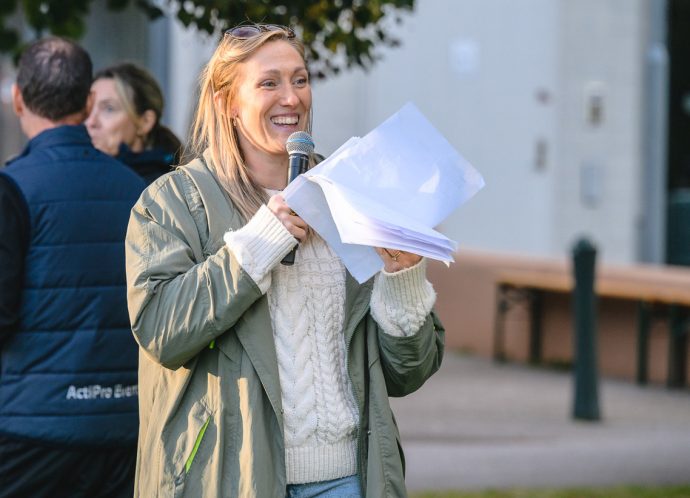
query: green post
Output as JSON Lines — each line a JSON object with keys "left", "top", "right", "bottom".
{"left": 572, "top": 238, "right": 601, "bottom": 421}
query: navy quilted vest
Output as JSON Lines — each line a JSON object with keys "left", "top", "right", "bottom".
{"left": 0, "top": 125, "right": 145, "bottom": 447}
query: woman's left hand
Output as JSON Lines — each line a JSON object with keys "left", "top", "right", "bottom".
{"left": 375, "top": 248, "right": 422, "bottom": 273}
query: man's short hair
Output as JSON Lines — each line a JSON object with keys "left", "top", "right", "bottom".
{"left": 16, "top": 37, "right": 92, "bottom": 122}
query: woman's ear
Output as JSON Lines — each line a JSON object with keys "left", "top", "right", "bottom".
{"left": 213, "top": 90, "right": 230, "bottom": 117}
{"left": 137, "top": 109, "right": 157, "bottom": 137}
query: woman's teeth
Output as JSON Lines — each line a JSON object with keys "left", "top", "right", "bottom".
{"left": 271, "top": 116, "right": 298, "bottom": 125}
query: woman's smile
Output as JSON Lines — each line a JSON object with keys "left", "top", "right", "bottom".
{"left": 270, "top": 113, "right": 299, "bottom": 126}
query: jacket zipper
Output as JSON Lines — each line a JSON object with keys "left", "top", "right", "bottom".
{"left": 184, "top": 415, "right": 211, "bottom": 474}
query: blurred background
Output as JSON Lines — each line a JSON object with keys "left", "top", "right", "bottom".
{"left": 3, "top": 0, "right": 686, "bottom": 269}
{"left": 4, "top": 0, "right": 688, "bottom": 381}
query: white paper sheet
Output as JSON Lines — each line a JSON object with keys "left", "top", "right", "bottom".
{"left": 285, "top": 176, "right": 383, "bottom": 282}
{"left": 283, "top": 102, "right": 484, "bottom": 283}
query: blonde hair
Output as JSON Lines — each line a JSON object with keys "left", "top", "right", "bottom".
{"left": 188, "top": 29, "right": 311, "bottom": 222}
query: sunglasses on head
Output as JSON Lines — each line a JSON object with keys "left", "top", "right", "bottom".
{"left": 224, "top": 24, "right": 296, "bottom": 40}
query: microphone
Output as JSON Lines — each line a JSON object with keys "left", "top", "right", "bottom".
{"left": 281, "top": 131, "right": 315, "bottom": 266}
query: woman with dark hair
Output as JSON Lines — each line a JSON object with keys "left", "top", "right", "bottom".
{"left": 86, "top": 62, "right": 182, "bottom": 184}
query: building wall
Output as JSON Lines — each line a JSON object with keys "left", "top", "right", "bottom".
{"left": 555, "top": 0, "right": 647, "bottom": 264}
{"left": 81, "top": 2, "right": 151, "bottom": 70}
{"left": 312, "top": 0, "right": 652, "bottom": 266}
{"left": 165, "top": 21, "right": 217, "bottom": 141}
{"left": 0, "top": 59, "right": 23, "bottom": 164}
{"left": 313, "top": 0, "right": 562, "bottom": 258}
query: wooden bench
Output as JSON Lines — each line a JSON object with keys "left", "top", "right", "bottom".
{"left": 493, "top": 264, "right": 690, "bottom": 388}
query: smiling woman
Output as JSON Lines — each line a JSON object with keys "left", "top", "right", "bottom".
{"left": 125, "top": 24, "right": 444, "bottom": 498}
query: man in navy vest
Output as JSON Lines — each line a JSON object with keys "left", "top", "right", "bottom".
{"left": 0, "top": 37, "right": 145, "bottom": 497}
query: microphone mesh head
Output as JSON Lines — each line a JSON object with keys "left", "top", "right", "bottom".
{"left": 286, "top": 131, "right": 315, "bottom": 155}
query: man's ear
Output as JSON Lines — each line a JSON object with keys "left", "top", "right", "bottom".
{"left": 84, "top": 91, "right": 94, "bottom": 117}
{"left": 137, "top": 109, "right": 157, "bottom": 137}
{"left": 11, "top": 84, "right": 24, "bottom": 117}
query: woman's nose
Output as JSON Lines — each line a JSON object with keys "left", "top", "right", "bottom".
{"left": 281, "top": 85, "right": 299, "bottom": 106}
{"left": 85, "top": 112, "right": 97, "bottom": 128}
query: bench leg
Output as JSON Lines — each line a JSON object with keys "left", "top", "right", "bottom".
{"left": 667, "top": 305, "right": 688, "bottom": 389}
{"left": 636, "top": 301, "right": 651, "bottom": 385}
{"left": 528, "top": 290, "right": 543, "bottom": 364}
{"left": 493, "top": 285, "right": 508, "bottom": 362}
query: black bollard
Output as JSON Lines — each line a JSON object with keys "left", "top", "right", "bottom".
{"left": 572, "top": 238, "right": 601, "bottom": 421}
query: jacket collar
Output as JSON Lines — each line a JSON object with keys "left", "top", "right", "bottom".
{"left": 116, "top": 143, "right": 175, "bottom": 169}
{"left": 6, "top": 125, "right": 92, "bottom": 167}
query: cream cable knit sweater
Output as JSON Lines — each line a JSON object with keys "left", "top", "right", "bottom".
{"left": 224, "top": 205, "right": 436, "bottom": 484}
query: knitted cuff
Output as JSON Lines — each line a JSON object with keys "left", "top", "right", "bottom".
{"left": 223, "top": 205, "right": 297, "bottom": 294}
{"left": 370, "top": 259, "right": 436, "bottom": 337}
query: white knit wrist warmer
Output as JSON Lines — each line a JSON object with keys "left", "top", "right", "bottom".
{"left": 370, "top": 259, "right": 436, "bottom": 337}
{"left": 223, "top": 205, "right": 297, "bottom": 293}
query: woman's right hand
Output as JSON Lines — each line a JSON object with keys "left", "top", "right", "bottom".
{"left": 267, "top": 194, "right": 308, "bottom": 242}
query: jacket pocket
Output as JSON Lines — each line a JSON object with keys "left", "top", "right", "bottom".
{"left": 170, "top": 403, "right": 214, "bottom": 498}
{"left": 184, "top": 414, "right": 211, "bottom": 474}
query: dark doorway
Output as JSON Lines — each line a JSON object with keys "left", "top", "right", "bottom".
{"left": 666, "top": 0, "right": 690, "bottom": 264}
{"left": 668, "top": 0, "right": 690, "bottom": 189}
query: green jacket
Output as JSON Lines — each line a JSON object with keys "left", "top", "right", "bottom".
{"left": 125, "top": 156, "right": 445, "bottom": 498}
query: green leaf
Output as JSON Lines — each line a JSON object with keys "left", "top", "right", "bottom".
{"left": 49, "top": 16, "right": 86, "bottom": 39}
{"left": 106, "top": 0, "right": 131, "bottom": 10}
{"left": 0, "top": 0, "right": 18, "bottom": 17}
{"left": 0, "top": 26, "right": 19, "bottom": 51}
{"left": 135, "top": 0, "right": 163, "bottom": 19}
{"left": 1, "top": 0, "right": 416, "bottom": 78}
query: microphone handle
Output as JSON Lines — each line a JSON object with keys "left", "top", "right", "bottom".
{"left": 281, "top": 152, "right": 309, "bottom": 266}
{"left": 281, "top": 246, "right": 298, "bottom": 266}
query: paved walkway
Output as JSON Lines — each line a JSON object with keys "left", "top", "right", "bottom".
{"left": 390, "top": 353, "right": 690, "bottom": 492}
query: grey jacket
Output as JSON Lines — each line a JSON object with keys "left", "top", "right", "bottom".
{"left": 125, "top": 155, "right": 445, "bottom": 497}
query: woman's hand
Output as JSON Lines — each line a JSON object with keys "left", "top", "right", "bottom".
{"left": 267, "top": 194, "right": 308, "bottom": 242}
{"left": 375, "top": 248, "right": 422, "bottom": 273}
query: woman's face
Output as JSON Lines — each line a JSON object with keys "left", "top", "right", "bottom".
{"left": 231, "top": 40, "right": 312, "bottom": 160}
{"left": 86, "top": 78, "right": 141, "bottom": 156}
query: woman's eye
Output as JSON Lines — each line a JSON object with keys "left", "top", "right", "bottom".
{"left": 100, "top": 103, "right": 117, "bottom": 113}
{"left": 260, "top": 80, "right": 277, "bottom": 88}
{"left": 294, "top": 77, "right": 308, "bottom": 87}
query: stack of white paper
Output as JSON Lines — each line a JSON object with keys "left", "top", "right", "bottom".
{"left": 283, "top": 102, "right": 484, "bottom": 283}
